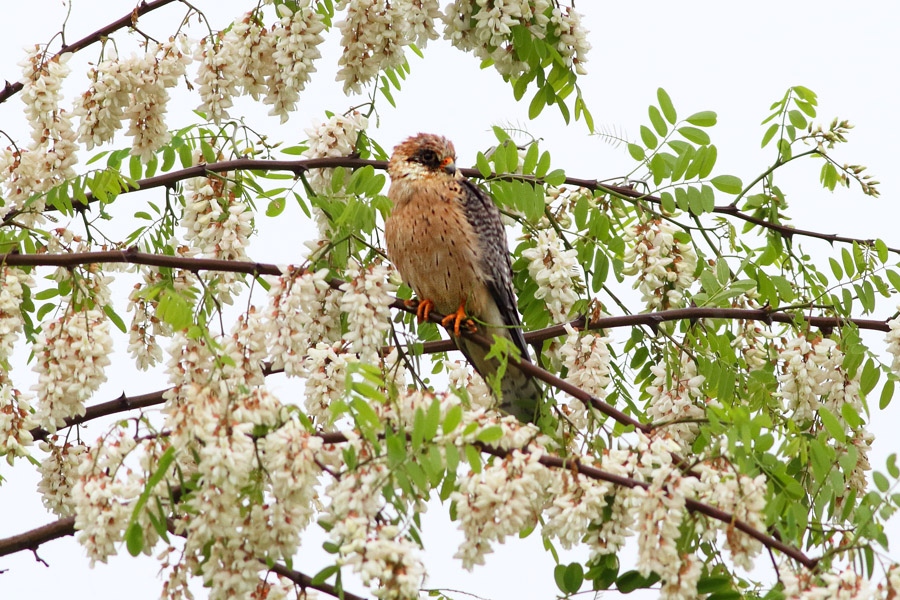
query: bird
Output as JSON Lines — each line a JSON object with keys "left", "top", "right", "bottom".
{"left": 384, "top": 133, "right": 542, "bottom": 423}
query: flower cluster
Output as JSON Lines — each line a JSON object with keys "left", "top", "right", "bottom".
{"left": 341, "top": 261, "right": 396, "bottom": 364}
{"left": 181, "top": 173, "right": 253, "bottom": 303}
{"left": 884, "top": 310, "right": 900, "bottom": 375}
{"left": 37, "top": 438, "right": 87, "bottom": 517}
{"left": 644, "top": 355, "right": 708, "bottom": 451}
{"left": 521, "top": 227, "right": 581, "bottom": 321}
{"left": 197, "top": 5, "right": 325, "bottom": 124}
{"left": 779, "top": 564, "right": 875, "bottom": 599}
{"left": 265, "top": 267, "right": 342, "bottom": 376}
{"left": 622, "top": 218, "right": 698, "bottom": 311}
{"left": 32, "top": 309, "right": 113, "bottom": 432}
{"left": 76, "top": 39, "right": 191, "bottom": 161}
{"left": 0, "top": 267, "right": 31, "bottom": 366}
{"left": 0, "top": 380, "right": 34, "bottom": 462}
{"left": 301, "top": 111, "right": 369, "bottom": 199}
{"left": 335, "top": 0, "right": 440, "bottom": 94}
{"left": 443, "top": 1, "right": 590, "bottom": 79}
{"left": 776, "top": 336, "right": 863, "bottom": 429}
{"left": 71, "top": 430, "right": 144, "bottom": 565}
{"left": 558, "top": 324, "right": 611, "bottom": 427}
{"left": 452, "top": 449, "right": 549, "bottom": 569}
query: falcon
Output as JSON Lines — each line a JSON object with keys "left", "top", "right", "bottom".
{"left": 384, "top": 133, "right": 542, "bottom": 423}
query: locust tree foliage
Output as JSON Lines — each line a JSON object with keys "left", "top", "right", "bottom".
{"left": 0, "top": 1, "right": 897, "bottom": 599}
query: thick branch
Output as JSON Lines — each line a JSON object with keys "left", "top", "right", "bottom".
{"left": 0, "top": 435, "right": 817, "bottom": 570}
{"left": 32, "top": 156, "right": 897, "bottom": 257}
{"left": 0, "top": 0, "right": 179, "bottom": 104}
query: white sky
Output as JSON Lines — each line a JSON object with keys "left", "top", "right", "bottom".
{"left": 1, "top": 1, "right": 899, "bottom": 599}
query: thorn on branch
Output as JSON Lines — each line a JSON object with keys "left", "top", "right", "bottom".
{"left": 31, "top": 548, "right": 49, "bottom": 567}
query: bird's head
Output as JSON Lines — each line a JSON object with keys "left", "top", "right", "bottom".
{"left": 387, "top": 133, "right": 458, "bottom": 182}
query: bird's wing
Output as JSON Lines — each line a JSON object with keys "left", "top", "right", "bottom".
{"left": 458, "top": 179, "right": 532, "bottom": 362}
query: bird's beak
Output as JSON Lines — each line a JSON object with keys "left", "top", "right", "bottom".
{"left": 441, "top": 156, "right": 457, "bottom": 175}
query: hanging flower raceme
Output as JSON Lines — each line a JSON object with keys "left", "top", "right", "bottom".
{"left": 71, "top": 429, "right": 145, "bottom": 565}
{"left": 884, "top": 309, "right": 900, "bottom": 375}
{"left": 340, "top": 260, "right": 396, "bottom": 364}
{"left": 778, "top": 564, "right": 875, "bottom": 599}
{"left": 335, "top": 0, "right": 438, "bottom": 95}
{"left": 645, "top": 355, "right": 708, "bottom": 452}
{"left": 265, "top": 266, "right": 342, "bottom": 376}
{"left": 622, "top": 218, "right": 698, "bottom": 311}
{"left": 521, "top": 227, "right": 581, "bottom": 321}
{"left": 776, "top": 335, "right": 863, "bottom": 431}
{"left": 0, "top": 267, "right": 31, "bottom": 365}
{"left": 443, "top": 0, "right": 590, "bottom": 79}
{"left": 32, "top": 308, "right": 114, "bottom": 433}
{"left": 301, "top": 111, "right": 369, "bottom": 201}
{"left": 451, "top": 449, "right": 550, "bottom": 569}
{"left": 558, "top": 324, "right": 611, "bottom": 427}
{"left": 0, "top": 378, "right": 34, "bottom": 462}
{"left": 194, "top": 33, "right": 242, "bottom": 124}
{"left": 38, "top": 438, "right": 86, "bottom": 517}
{"left": 265, "top": 3, "right": 326, "bottom": 122}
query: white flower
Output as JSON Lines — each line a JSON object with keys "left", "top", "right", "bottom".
{"left": 521, "top": 228, "right": 581, "bottom": 321}
{"left": 335, "top": 0, "right": 407, "bottom": 94}
{"left": 340, "top": 261, "right": 397, "bottom": 363}
{"left": 884, "top": 309, "right": 900, "bottom": 375}
{"left": 451, "top": 449, "right": 549, "bottom": 569}
{"left": 0, "top": 380, "right": 34, "bottom": 462}
{"left": 0, "top": 267, "right": 32, "bottom": 366}
{"left": 622, "top": 218, "right": 698, "bottom": 311}
{"left": 38, "top": 439, "right": 87, "bottom": 516}
{"left": 265, "top": 267, "right": 342, "bottom": 376}
{"left": 32, "top": 309, "right": 113, "bottom": 432}
{"left": 559, "top": 324, "right": 611, "bottom": 427}
{"left": 645, "top": 355, "right": 708, "bottom": 451}
{"left": 194, "top": 35, "right": 242, "bottom": 124}
{"left": 302, "top": 111, "right": 369, "bottom": 200}
{"left": 264, "top": 5, "right": 326, "bottom": 122}
{"left": 302, "top": 342, "right": 350, "bottom": 426}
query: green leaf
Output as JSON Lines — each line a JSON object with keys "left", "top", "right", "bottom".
{"left": 639, "top": 125, "right": 657, "bottom": 149}
{"left": 710, "top": 175, "right": 743, "bottom": 194}
{"left": 657, "top": 88, "right": 677, "bottom": 124}
{"left": 761, "top": 123, "right": 779, "bottom": 148}
{"left": 528, "top": 88, "right": 546, "bottom": 119}
{"left": 125, "top": 522, "right": 144, "bottom": 557}
{"left": 103, "top": 304, "right": 127, "bottom": 334}
{"left": 627, "top": 144, "right": 645, "bottom": 161}
{"left": 564, "top": 563, "right": 584, "bottom": 593}
{"left": 464, "top": 444, "right": 482, "bottom": 473}
{"left": 788, "top": 109, "right": 807, "bottom": 129}
{"left": 881, "top": 379, "right": 894, "bottom": 409}
{"left": 476, "top": 425, "right": 503, "bottom": 443}
{"left": 840, "top": 402, "right": 861, "bottom": 429}
{"left": 679, "top": 126, "right": 710, "bottom": 145}
{"left": 648, "top": 105, "right": 667, "bottom": 136}
{"left": 860, "top": 359, "right": 880, "bottom": 395}
{"left": 686, "top": 110, "right": 717, "bottom": 127}
{"left": 443, "top": 404, "right": 462, "bottom": 434}
{"left": 818, "top": 406, "right": 846, "bottom": 443}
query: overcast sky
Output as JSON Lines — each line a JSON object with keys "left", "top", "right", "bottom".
{"left": 1, "top": 1, "right": 899, "bottom": 599}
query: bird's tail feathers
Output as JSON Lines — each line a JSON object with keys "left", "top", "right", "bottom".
{"left": 455, "top": 329, "right": 542, "bottom": 423}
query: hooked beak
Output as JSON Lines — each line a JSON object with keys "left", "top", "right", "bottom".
{"left": 441, "top": 156, "right": 457, "bottom": 175}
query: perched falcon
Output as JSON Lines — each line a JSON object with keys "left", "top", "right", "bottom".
{"left": 385, "top": 133, "right": 542, "bottom": 423}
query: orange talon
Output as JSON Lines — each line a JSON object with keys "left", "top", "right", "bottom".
{"left": 441, "top": 302, "right": 468, "bottom": 336}
{"left": 415, "top": 298, "right": 435, "bottom": 322}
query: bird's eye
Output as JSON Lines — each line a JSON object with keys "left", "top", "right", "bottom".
{"left": 418, "top": 149, "right": 439, "bottom": 167}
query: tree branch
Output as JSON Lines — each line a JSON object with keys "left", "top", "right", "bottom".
{"left": 17, "top": 156, "right": 896, "bottom": 257}
{"left": 0, "top": 433, "right": 817, "bottom": 570}
{"left": 0, "top": 0, "right": 180, "bottom": 105}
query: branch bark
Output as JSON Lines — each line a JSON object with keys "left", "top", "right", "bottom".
{"left": 0, "top": 0, "right": 180, "bottom": 104}
{"left": 22, "top": 155, "right": 895, "bottom": 256}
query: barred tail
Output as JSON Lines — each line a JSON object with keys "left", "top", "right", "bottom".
{"left": 454, "top": 329, "right": 543, "bottom": 423}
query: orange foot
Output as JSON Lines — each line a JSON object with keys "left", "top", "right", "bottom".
{"left": 441, "top": 302, "right": 475, "bottom": 336}
{"left": 411, "top": 298, "right": 434, "bottom": 323}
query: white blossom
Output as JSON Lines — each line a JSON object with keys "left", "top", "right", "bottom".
{"left": 0, "top": 267, "right": 32, "bottom": 366}
{"left": 301, "top": 111, "right": 369, "bottom": 199}
{"left": 521, "top": 228, "right": 581, "bottom": 321}
{"left": 884, "top": 309, "right": 900, "bottom": 375}
{"left": 335, "top": 0, "right": 407, "bottom": 94}
{"left": 194, "top": 35, "right": 242, "bottom": 124}
{"left": 645, "top": 355, "right": 708, "bottom": 451}
{"left": 32, "top": 309, "right": 113, "bottom": 432}
{"left": 264, "top": 4, "right": 326, "bottom": 122}
{"left": 559, "top": 324, "right": 611, "bottom": 427}
{"left": 341, "top": 261, "right": 396, "bottom": 364}
{"left": 622, "top": 218, "right": 698, "bottom": 311}
{"left": 451, "top": 449, "right": 549, "bottom": 569}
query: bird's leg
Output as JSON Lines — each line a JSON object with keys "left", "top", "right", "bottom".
{"left": 441, "top": 301, "right": 474, "bottom": 336}
{"left": 409, "top": 298, "right": 435, "bottom": 322}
